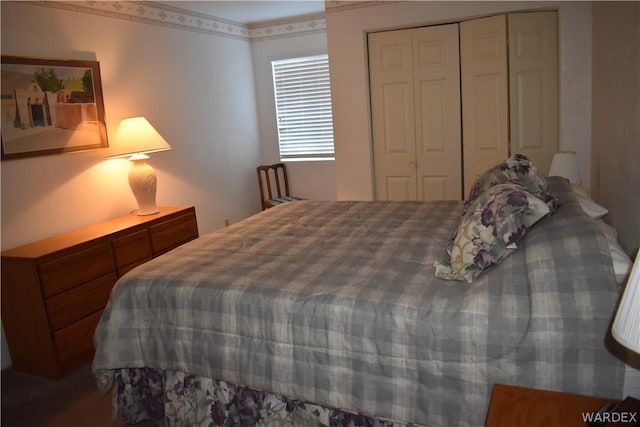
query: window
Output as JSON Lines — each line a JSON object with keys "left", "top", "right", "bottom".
{"left": 272, "top": 55, "right": 335, "bottom": 161}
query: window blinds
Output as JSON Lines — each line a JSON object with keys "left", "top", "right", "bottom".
{"left": 272, "top": 55, "right": 335, "bottom": 161}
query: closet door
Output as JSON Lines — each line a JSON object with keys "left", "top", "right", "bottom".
{"left": 460, "top": 15, "right": 509, "bottom": 196}
{"left": 369, "top": 29, "right": 416, "bottom": 201}
{"left": 369, "top": 24, "right": 461, "bottom": 201}
{"left": 508, "top": 11, "right": 559, "bottom": 175}
{"left": 413, "top": 24, "right": 462, "bottom": 201}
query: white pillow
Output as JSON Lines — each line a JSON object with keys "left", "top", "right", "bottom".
{"left": 595, "top": 219, "right": 618, "bottom": 241}
{"left": 609, "top": 243, "right": 633, "bottom": 284}
{"left": 571, "top": 184, "right": 609, "bottom": 218}
{"left": 596, "top": 219, "right": 632, "bottom": 283}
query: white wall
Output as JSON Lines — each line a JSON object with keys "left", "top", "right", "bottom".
{"left": 591, "top": 1, "right": 640, "bottom": 257}
{"left": 591, "top": 2, "right": 640, "bottom": 398}
{"left": 251, "top": 33, "right": 337, "bottom": 201}
{"left": 1, "top": 2, "right": 261, "bottom": 367}
{"left": 326, "top": 1, "right": 594, "bottom": 200}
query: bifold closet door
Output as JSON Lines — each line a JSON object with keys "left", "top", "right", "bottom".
{"left": 369, "top": 24, "right": 462, "bottom": 201}
{"left": 369, "top": 28, "right": 416, "bottom": 201}
{"left": 508, "top": 11, "right": 559, "bottom": 175}
{"left": 460, "top": 15, "right": 510, "bottom": 197}
{"left": 369, "top": 12, "right": 558, "bottom": 201}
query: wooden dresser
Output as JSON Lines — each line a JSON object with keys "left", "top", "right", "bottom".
{"left": 1, "top": 206, "right": 198, "bottom": 379}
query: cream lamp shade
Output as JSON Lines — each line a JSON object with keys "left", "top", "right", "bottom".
{"left": 612, "top": 251, "right": 640, "bottom": 354}
{"left": 548, "top": 151, "right": 582, "bottom": 185}
{"left": 108, "top": 117, "right": 171, "bottom": 215}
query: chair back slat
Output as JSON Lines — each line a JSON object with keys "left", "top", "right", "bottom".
{"left": 256, "top": 163, "right": 291, "bottom": 210}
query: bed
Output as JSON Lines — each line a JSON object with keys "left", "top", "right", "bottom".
{"left": 93, "top": 164, "right": 625, "bottom": 427}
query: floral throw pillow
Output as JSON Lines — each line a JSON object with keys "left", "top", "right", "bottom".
{"left": 435, "top": 183, "right": 552, "bottom": 283}
{"left": 466, "top": 154, "right": 560, "bottom": 212}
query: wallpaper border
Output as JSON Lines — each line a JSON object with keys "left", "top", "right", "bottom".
{"left": 22, "top": 0, "right": 397, "bottom": 40}
{"left": 23, "top": 0, "right": 329, "bottom": 41}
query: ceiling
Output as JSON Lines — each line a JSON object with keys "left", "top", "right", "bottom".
{"left": 162, "top": 1, "right": 326, "bottom": 25}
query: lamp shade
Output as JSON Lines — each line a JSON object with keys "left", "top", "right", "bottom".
{"left": 612, "top": 251, "right": 640, "bottom": 354}
{"left": 108, "top": 117, "right": 171, "bottom": 158}
{"left": 548, "top": 151, "right": 582, "bottom": 184}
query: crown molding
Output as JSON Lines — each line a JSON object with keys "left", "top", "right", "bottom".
{"left": 22, "top": 1, "right": 331, "bottom": 41}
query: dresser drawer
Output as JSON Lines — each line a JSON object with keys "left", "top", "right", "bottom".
{"left": 39, "top": 241, "right": 114, "bottom": 298}
{"left": 117, "top": 259, "right": 149, "bottom": 277}
{"left": 45, "top": 272, "right": 117, "bottom": 331}
{"left": 112, "top": 228, "right": 152, "bottom": 272}
{"left": 150, "top": 210, "right": 198, "bottom": 255}
{"left": 53, "top": 310, "right": 103, "bottom": 363}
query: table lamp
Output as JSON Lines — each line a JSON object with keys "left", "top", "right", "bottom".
{"left": 109, "top": 117, "right": 171, "bottom": 215}
{"left": 548, "top": 151, "right": 582, "bottom": 185}
{"left": 613, "top": 251, "right": 640, "bottom": 354}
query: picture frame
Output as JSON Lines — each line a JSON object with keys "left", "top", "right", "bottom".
{"left": 1, "top": 55, "right": 108, "bottom": 160}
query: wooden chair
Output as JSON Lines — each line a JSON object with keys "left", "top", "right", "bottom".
{"left": 256, "top": 163, "right": 303, "bottom": 211}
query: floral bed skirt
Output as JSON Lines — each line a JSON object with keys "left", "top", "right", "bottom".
{"left": 112, "top": 368, "right": 417, "bottom": 427}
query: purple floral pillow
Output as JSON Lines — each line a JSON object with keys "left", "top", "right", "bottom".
{"left": 466, "top": 154, "right": 559, "bottom": 212}
{"left": 435, "top": 183, "right": 552, "bottom": 283}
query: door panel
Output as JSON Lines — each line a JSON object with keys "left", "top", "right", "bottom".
{"left": 386, "top": 176, "right": 414, "bottom": 201}
{"left": 413, "top": 24, "right": 462, "bottom": 200}
{"left": 421, "top": 176, "right": 449, "bottom": 201}
{"left": 508, "top": 11, "right": 559, "bottom": 174}
{"left": 513, "top": 71, "right": 544, "bottom": 148}
{"left": 382, "top": 83, "right": 413, "bottom": 154}
{"left": 369, "top": 29, "right": 417, "bottom": 200}
{"left": 473, "top": 75, "right": 505, "bottom": 149}
{"left": 460, "top": 15, "right": 509, "bottom": 196}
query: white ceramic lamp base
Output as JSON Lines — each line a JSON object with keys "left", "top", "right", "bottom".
{"left": 128, "top": 155, "right": 159, "bottom": 216}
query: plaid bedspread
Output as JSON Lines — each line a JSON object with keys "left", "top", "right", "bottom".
{"left": 93, "top": 177, "right": 623, "bottom": 426}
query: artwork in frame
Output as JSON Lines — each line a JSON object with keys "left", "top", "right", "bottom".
{"left": 1, "top": 55, "right": 108, "bottom": 160}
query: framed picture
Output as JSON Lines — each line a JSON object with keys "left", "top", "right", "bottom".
{"left": 1, "top": 55, "right": 108, "bottom": 160}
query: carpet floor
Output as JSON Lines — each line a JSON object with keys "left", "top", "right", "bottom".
{"left": 1, "top": 364, "right": 153, "bottom": 427}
